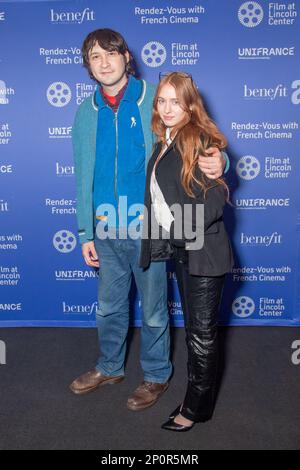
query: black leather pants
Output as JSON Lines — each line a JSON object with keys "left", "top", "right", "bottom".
{"left": 174, "top": 247, "right": 225, "bottom": 422}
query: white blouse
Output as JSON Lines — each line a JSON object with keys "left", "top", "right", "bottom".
{"left": 150, "top": 129, "right": 175, "bottom": 233}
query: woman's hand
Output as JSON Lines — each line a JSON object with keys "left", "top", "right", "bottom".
{"left": 198, "top": 147, "right": 226, "bottom": 179}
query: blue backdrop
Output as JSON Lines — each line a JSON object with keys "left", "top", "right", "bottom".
{"left": 0, "top": 0, "right": 299, "bottom": 327}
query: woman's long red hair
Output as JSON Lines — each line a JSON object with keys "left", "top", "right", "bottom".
{"left": 152, "top": 72, "right": 228, "bottom": 198}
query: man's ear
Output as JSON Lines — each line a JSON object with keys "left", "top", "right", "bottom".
{"left": 125, "top": 51, "right": 130, "bottom": 64}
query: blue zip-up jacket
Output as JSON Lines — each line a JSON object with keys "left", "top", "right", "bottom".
{"left": 93, "top": 76, "right": 149, "bottom": 227}
{"left": 72, "top": 77, "right": 156, "bottom": 244}
{"left": 72, "top": 76, "right": 230, "bottom": 245}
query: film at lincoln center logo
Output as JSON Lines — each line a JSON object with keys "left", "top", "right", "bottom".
{"left": 53, "top": 230, "right": 77, "bottom": 253}
{"left": 238, "top": 2, "right": 264, "bottom": 27}
{"left": 141, "top": 41, "right": 167, "bottom": 68}
{"left": 47, "top": 82, "right": 72, "bottom": 107}
{"left": 232, "top": 296, "right": 256, "bottom": 318}
{"left": 236, "top": 156, "right": 261, "bottom": 180}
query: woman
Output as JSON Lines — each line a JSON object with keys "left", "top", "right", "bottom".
{"left": 140, "top": 72, "right": 234, "bottom": 432}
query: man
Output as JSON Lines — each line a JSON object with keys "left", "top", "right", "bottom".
{"left": 70, "top": 29, "right": 229, "bottom": 411}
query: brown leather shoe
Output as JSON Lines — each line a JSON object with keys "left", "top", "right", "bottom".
{"left": 127, "top": 381, "right": 169, "bottom": 411}
{"left": 70, "top": 369, "right": 124, "bottom": 395}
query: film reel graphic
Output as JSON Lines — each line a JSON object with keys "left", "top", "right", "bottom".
{"left": 53, "top": 230, "right": 77, "bottom": 253}
{"left": 47, "top": 82, "right": 72, "bottom": 107}
{"left": 141, "top": 42, "right": 167, "bottom": 68}
{"left": 236, "top": 156, "right": 261, "bottom": 180}
{"left": 232, "top": 297, "right": 256, "bottom": 318}
{"left": 238, "top": 2, "right": 264, "bottom": 28}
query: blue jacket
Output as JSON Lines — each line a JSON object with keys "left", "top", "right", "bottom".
{"left": 72, "top": 77, "right": 156, "bottom": 244}
{"left": 93, "top": 76, "right": 151, "bottom": 227}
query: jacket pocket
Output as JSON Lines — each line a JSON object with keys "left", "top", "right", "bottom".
{"left": 128, "top": 141, "right": 146, "bottom": 173}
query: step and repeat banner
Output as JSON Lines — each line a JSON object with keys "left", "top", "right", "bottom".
{"left": 0, "top": 0, "right": 299, "bottom": 327}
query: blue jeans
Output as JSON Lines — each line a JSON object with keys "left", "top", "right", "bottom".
{"left": 94, "top": 235, "right": 172, "bottom": 383}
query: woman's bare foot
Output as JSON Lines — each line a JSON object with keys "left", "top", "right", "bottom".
{"left": 174, "top": 413, "right": 194, "bottom": 427}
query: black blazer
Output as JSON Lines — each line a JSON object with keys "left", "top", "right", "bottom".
{"left": 140, "top": 142, "right": 234, "bottom": 276}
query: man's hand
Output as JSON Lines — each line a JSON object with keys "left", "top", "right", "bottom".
{"left": 82, "top": 241, "right": 99, "bottom": 268}
{"left": 198, "top": 147, "right": 226, "bottom": 180}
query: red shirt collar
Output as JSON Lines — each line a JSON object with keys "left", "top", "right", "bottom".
{"left": 100, "top": 81, "right": 128, "bottom": 111}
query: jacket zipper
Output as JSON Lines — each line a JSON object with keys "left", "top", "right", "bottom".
{"left": 114, "top": 110, "right": 119, "bottom": 206}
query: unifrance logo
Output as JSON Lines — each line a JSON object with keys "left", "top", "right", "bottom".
{"left": 238, "top": 47, "right": 295, "bottom": 59}
{"left": 55, "top": 270, "right": 98, "bottom": 281}
{"left": 49, "top": 127, "right": 72, "bottom": 139}
{"left": 142, "top": 41, "right": 167, "bottom": 68}
{"left": 236, "top": 199, "right": 290, "bottom": 209}
{"left": 232, "top": 296, "right": 256, "bottom": 318}
{"left": 47, "top": 82, "right": 72, "bottom": 107}
{"left": 236, "top": 156, "right": 261, "bottom": 180}
{"left": 53, "top": 230, "right": 77, "bottom": 253}
{"left": 0, "top": 303, "right": 21, "bottom": 311}
{"left": 0, "top": 12, "right": 5, "bottom": 22}
{"left": 0, "top": 164, "right": 13, "bottom": 174}
{"left": 238, "top": 2, "right": 264, "bottom": 27}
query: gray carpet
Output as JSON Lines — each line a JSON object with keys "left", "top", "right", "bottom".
{"left": 0, "top": 326, "right": 299, "bottom": 450}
